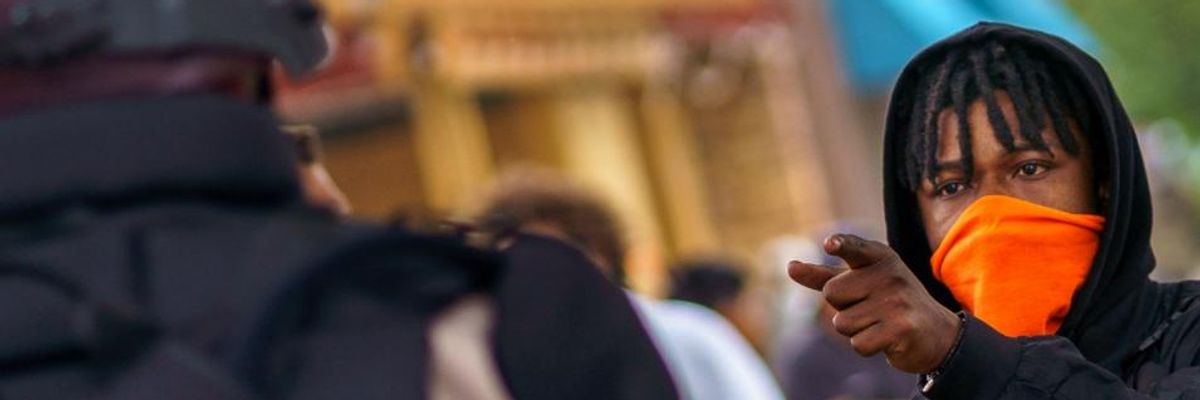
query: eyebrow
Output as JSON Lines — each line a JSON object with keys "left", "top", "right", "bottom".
{"left": 1007, "top": 144, "right": 1057, "bottom": 158}
{"left": 932, "top": 160, "right": 965, "bottom": 173}
{"left": 931, "top": 144, "right": 1057, "bottom": 172}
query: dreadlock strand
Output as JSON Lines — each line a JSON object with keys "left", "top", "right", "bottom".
{"left": 969, "top": 48, "right": 1016, "bottom": 151}
{"left": 1011, "top": 46, "right": 1049, "bottom": 134}
{"left": 1058, "top": 65, "right": 1090, "bottom": 155}
{"left": 904, "top": 70, "right": 933, "bottom": 189}
{"left": 1035, "top": 61, "right": 1080, "bottom": 155}
{"left": 921, "top": 51, "right": 959, "bottom": 183}
{"left": 990, "top": 42, "right": 1047, "bottom": 151}
{"left": 949, "top": 68, "right": 975, "bottom": 183}
{"left": 1054, "top": 64, "right": 1107, "bottom": 180}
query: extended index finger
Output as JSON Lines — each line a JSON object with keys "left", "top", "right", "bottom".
{"left": 788, "top": 260, "right": 847, "bottom": 291}
{"left": 824, "top": 234, "right": 895, "bottom": 269}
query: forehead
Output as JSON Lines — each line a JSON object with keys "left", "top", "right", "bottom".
{"left": 934, "top": 90, "right": 1072, "bottom": 164}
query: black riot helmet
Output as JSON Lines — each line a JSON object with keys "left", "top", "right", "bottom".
{"left": 0, "top": 0, "right": 329, "bottom": 77}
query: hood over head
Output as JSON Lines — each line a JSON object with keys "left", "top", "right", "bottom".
{"left": 882, "top": 22, "right": 1158, "bottom": 370}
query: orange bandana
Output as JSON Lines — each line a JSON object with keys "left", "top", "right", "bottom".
{"left": 930, "top": 195, "right": 1104, "bottom": 337}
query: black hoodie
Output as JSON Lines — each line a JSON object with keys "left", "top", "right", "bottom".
{"left": 883, "top": 22, "right": 1200, "bottom": 398}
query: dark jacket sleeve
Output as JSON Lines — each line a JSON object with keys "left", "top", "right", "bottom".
{"left": 920, "top": 314, "right": 1200, "bottom": 399}
{"left": 492, "top": 234, "right": 679, "bottom": 400}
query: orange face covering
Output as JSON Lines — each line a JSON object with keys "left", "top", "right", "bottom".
{"left": 930, "top": 195, "right": 1104, "bottom": 337}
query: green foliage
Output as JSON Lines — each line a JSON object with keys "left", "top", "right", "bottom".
{"left": 1065, "top": 0, "right": 1200, "bottom": 140}
{"left": 1065, "top": 0, "right": 1200, "bottom": 211}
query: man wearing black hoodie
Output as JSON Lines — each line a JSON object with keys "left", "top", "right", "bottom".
{"left": 789, "top": 23, "right": 1200, "bottom": 398}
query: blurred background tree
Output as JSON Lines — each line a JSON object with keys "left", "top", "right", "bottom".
{"left": 1066, "top": 0, "right": 1200, "bottom": 275}
{"left": 1067, "top": 0, "right": 1200, "bottom": 183}
{"left": 1069, "top": 0, "right": 1200, "bottom": 197}
{"left": 1066, "top": 0, "right": 1200, "bottom": 140}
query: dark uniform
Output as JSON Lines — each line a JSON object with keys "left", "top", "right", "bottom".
{"left": 883, "top": 23, "right": 1200, "bottom": 399}
{"left": 0, "top": 1, "right": 677, "bottom": 399}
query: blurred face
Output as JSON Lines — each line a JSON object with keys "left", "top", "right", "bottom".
{"left": 916, "top": 91, "right": 1100, "bottom": 250}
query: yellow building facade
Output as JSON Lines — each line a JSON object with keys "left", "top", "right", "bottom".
{"left": 282, "top": 0, "right": 874, "bottom": 296}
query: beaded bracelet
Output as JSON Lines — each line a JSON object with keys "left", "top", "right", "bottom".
{"left": 922, "top": 311, "right": 969, "bottom": 394}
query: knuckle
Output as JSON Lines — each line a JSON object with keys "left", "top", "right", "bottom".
{"left": 822, "top": 274, "right": 847, "bottom": 298}
{"left": 892, "top": 318, "right": 914, "bottom": 337}
{"left": 821, "top": 285, "right": 838, "bottom": 303}
{"left": 894, "top": 297, "right": 912, "bottom": 312}
{"left": 868, "top": 248, "right": 902, "bottom": 269}
{"left": 879, "top": 248, "right": 901, "bottom": 265}
{"left": 849, "top": 338, "right": 873, "bottom": 356}
{"left": 883, "top": 272, "right": 907, "bottom": 288}
{"left": 821, "top": 280, "right": 836, "bottom": 297}
{"left": 831, "top": 312, "right": 855, "bottom": 334}
{"left": 884, "top": 295, "right": 908, "bottom": 312}
{"left": 887, "top": 340, "right": 910, "bottom": 358}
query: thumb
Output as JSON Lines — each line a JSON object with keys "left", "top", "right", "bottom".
{"left": 788, "top": 260, "right": 846, "bottom": 291}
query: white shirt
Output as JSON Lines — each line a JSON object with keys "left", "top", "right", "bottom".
{"left": 628, "top": 294, "right": 786, "bottom": 400}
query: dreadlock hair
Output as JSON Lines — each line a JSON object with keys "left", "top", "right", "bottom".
{"left": 899, "top": 38, "right": 1098, "bottom": 191}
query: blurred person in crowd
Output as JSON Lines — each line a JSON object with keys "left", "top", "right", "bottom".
{"left": 780, "top": 302, "right": 913, "bottom": 400}
{"left": 281, "top": 125, "right": 352, "bottom": 217}
{"left": 759, "top": 236, "right": 824, "bottom": 361}
{"left": 477, "top": 168, "right": 785, "bottom": 400}
{"left": 0, "top": 1, "right": 674, "bottom": 399}
{"left": 774, "top": 225, "right": 912, "bottom": 400}
{"left": 471, "top": 168, "right": 678, "bottom": 400}
{"left": 789, "top": 23, "right": 1200, "bottom": 398}
{"left": 669, "top": 257, "right": 768, "bottom": 353}
{"left": 669, "top": 258, "right": 746, "bottom": 318}
{"left": 476, "top": 168, "right": 628, "bottom": 281}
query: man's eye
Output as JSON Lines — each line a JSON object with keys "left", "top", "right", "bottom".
{"left": 1017, "top": 162, "right": 1048, "bottom": 177}
{"left": 936, "top": 182, "right": 966, "bottom": 197}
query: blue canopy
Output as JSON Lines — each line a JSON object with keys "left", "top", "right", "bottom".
{"left": 828, "top": 0, "right": 1098, "bottom": 93}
